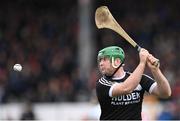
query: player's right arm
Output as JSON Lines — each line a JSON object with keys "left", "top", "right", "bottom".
{"left": 111, "top": 48, "right": 149, "bottom": 97}
{"left": 147, "top": 54, "right": 171, "bottom": 98}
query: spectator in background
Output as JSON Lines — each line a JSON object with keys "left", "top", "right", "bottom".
{"left": 157, "top": 101, "right": 180, "bottom": 120}
{"left": 20, "top": 101, "right": 36, "bottom": 120}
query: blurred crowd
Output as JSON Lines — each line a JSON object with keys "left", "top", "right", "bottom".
{"left": 0, "top": 0, "right": 88, "bottom": 103}
{"left": 0, "top": 0, "right": 179, "bottom": 119}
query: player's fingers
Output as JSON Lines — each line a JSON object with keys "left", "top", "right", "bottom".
{"left": 153, "top": 59, "right": 160, "bottom": 67}
{"left": 148, "top": 54, "right": 156, "bottom": 62}
{"left": 148, "top": 54, "right": 153, "bottom": 62}
{"left": 139, "top": 49, "right": 149, "bottom": 64}
{"left": 140, "top": 48, "right": 149, "bottom": 56}
{"left": 148, "top": 54, "right": 160, "bottom": 67}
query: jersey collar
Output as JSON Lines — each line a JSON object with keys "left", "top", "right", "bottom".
{"left": 112, "top": 71, "right": 126, "bottom": 80}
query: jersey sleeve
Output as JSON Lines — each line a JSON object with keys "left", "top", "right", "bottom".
{"left": 140, "top": 74, "right": 156, "bottom": 93}
{"left": 96, "top": 79, "right": 113, "bottom": 101}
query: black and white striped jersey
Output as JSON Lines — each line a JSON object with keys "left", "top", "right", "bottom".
{"left": 96, "top": 72, "right": 156, "bottom": 120}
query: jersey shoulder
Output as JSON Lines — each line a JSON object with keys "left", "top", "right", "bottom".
{"left": 97, "top": 77, "right": 115, "bottom": 87}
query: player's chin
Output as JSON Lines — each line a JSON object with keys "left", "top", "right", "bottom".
{"left": 101, "top": 71, "right": 112, "bottom": 76}
{"left": 100, "top": 70, "right": 107, "bottom": 75}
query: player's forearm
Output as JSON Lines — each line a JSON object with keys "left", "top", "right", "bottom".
{"left": 123, "top": 63, "right": 146, "bottom": 93}
{"left": 113, "top": 63, "right": 146, "bottom": 96}
{"left": 151, "top": 68, "right": 171, "bottom": 98}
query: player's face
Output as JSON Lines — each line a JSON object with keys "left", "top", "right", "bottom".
{"left": 98, "top": 56, "right": 115, "bottom": 76}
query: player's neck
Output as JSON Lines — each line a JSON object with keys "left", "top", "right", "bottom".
{"left": 112, "top": 67, "right": 125, "bottom": 79}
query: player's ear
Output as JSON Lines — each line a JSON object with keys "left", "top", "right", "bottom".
{"left": 116, "top": 58, "right": 121, "bottom": 65}
{"left": 112, "top": 57, "right": 121, "bottom": 68}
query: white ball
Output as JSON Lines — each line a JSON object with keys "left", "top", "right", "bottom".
{"left": 13, "top": 64, "right": 22, "bottom": 72}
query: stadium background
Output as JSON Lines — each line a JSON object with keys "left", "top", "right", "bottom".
{"left": 0, "top": 0, "right": 179, "bottom": 120}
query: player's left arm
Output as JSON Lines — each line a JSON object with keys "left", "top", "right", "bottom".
{"left": 147, "top": 54, "right": 172, "bottom": 99}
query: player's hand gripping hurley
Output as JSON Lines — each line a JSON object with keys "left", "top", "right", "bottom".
{"left": 95, "top": 6, "right": 160, "bottom": 67}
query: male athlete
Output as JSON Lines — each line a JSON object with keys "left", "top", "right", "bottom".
{"left": 96, "top": 46, "right": 171, "bottom": 120}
